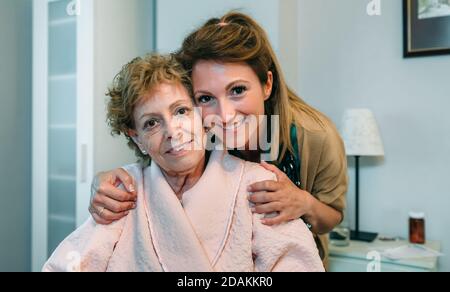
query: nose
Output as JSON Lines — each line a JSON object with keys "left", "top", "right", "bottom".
{"left": 165, "top": 117, "right": 183, "bottom": 141}
{"left": 218, "top": 98, "right": 237, "bottom": 127}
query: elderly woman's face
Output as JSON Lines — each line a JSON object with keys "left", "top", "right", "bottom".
{"left": 130, "top": 82, "right": 205, "bottom": 174}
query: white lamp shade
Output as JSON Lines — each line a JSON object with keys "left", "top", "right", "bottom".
{"left": 341, "top": 109, "right": 385, "bottom": 157}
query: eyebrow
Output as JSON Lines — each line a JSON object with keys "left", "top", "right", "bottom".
{"left": 138, "top": 99, "right": 190, "bottom": 121}
{"left": 194, "top": 79, "right": 250, "bottom": 96}
{"left": 169, "top": 99, "right": 190, "bottom": 112}
{"left": 225, "top": 79, "right": 249, "bottom": 91}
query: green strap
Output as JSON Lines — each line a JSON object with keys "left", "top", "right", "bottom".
{"left": 291, "top": 124, "right": 301, "bottom": 172}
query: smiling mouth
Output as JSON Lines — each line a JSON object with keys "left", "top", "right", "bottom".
{"left": 166, "top": 140, "right": 194, "bottom": 154}
{"left": 222, "top": 117, "right": 246, "bottom": 132}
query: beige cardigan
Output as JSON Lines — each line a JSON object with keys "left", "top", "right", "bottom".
{"left": 43, "top": 151, "right": 324, "bottom": 272}
{"left": 294, "top": 111, "right": 349, "bottom": 263}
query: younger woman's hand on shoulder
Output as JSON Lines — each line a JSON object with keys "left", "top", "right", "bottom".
{"left": 89, "top": 168, "right": 137, "bottom": 225}
{"left": 247, "top": 161, "right": 313, "bottom": 226}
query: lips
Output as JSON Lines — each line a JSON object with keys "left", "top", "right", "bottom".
{"left": 166, "top": 140, "right": 194, "bottom": 154}
{"left": 221, "top": 117, "right": 246, "bottom": 132}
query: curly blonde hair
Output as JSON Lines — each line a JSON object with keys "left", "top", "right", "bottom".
{"left": 106, "top": 53, "right": 193, "bottom": 161}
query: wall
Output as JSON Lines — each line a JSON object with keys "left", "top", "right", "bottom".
{"left": 156, "top": 0, "right": 279, "bottom": 54}
{"left": 0, "top": 0, "right": 32, "bottom": 272}
{"left": 297, "top": 0, "right": 450, "bottom": 271}
{"left": 93, "top": 0, "right": 155, "bottom": 173}
{"left": 279, "top": 0, "right": 299, "bottom": 89}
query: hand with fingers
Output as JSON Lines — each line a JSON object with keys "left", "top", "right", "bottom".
{"left": 89, "top": 168, "right": 137, "bottom": 225}
{"left": 248, "top": 161, "right": 314, "bottom": 226}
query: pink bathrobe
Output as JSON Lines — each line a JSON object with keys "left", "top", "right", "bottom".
{"left": 43, "top": 151, "right": 324, "bottom": 272}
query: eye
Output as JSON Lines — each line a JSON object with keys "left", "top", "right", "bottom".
{"left": 197, "top": 95, "right": 214, "bottom": 104}
{"left": 143, "top": 119, "right": 160, "bottom": 130}
{"left": 175, "top": 107, "right": 191, "bottom": 116}
{"left": 230, "top": 85, "right": 247, "bottom": 96}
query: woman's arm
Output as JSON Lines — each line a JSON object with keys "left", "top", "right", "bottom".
{"left": 303, "top": 194, "right": 342, "bottom": 234}
{"left": 89, "top": 168, "right": 137, "bottom": 224}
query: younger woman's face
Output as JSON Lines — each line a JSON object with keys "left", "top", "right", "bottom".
{"left": 191, "top": 61, "right": 273, "bottom": 149}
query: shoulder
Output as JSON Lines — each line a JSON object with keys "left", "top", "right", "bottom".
{"left": 223, "top": 151, "right": 276, "bottom": 183}
{"left": 296, "top": 108, "right": 337, "bottom": 135}
{"left": 242, "top": 160, "right": 277, "bottom": 185}
{"left": 296, "top": 109, "right": 344, "bottom": 151}
{"left": 121, "top": 163, "right": 145, "bottom": 181}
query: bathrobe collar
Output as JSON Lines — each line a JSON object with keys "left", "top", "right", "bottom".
{"left": 143, "top": 150, "right": 245, "bottom": 271}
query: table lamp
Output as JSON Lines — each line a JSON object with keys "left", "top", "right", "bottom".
{"left": 341, "top": 109, "right": 385, "bottom": 242}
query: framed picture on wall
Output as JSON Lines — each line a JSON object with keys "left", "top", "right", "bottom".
{"left": 404, "top": 0, "right": 450, "bottom": 57}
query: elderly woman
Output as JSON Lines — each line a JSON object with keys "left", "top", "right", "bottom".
{"left": 43, "top": 54, "right": 324, "bottom": 272}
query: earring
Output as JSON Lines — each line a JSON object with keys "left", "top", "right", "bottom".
{"left": 131, "top": 137, "right": 147, "bottom": 155}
